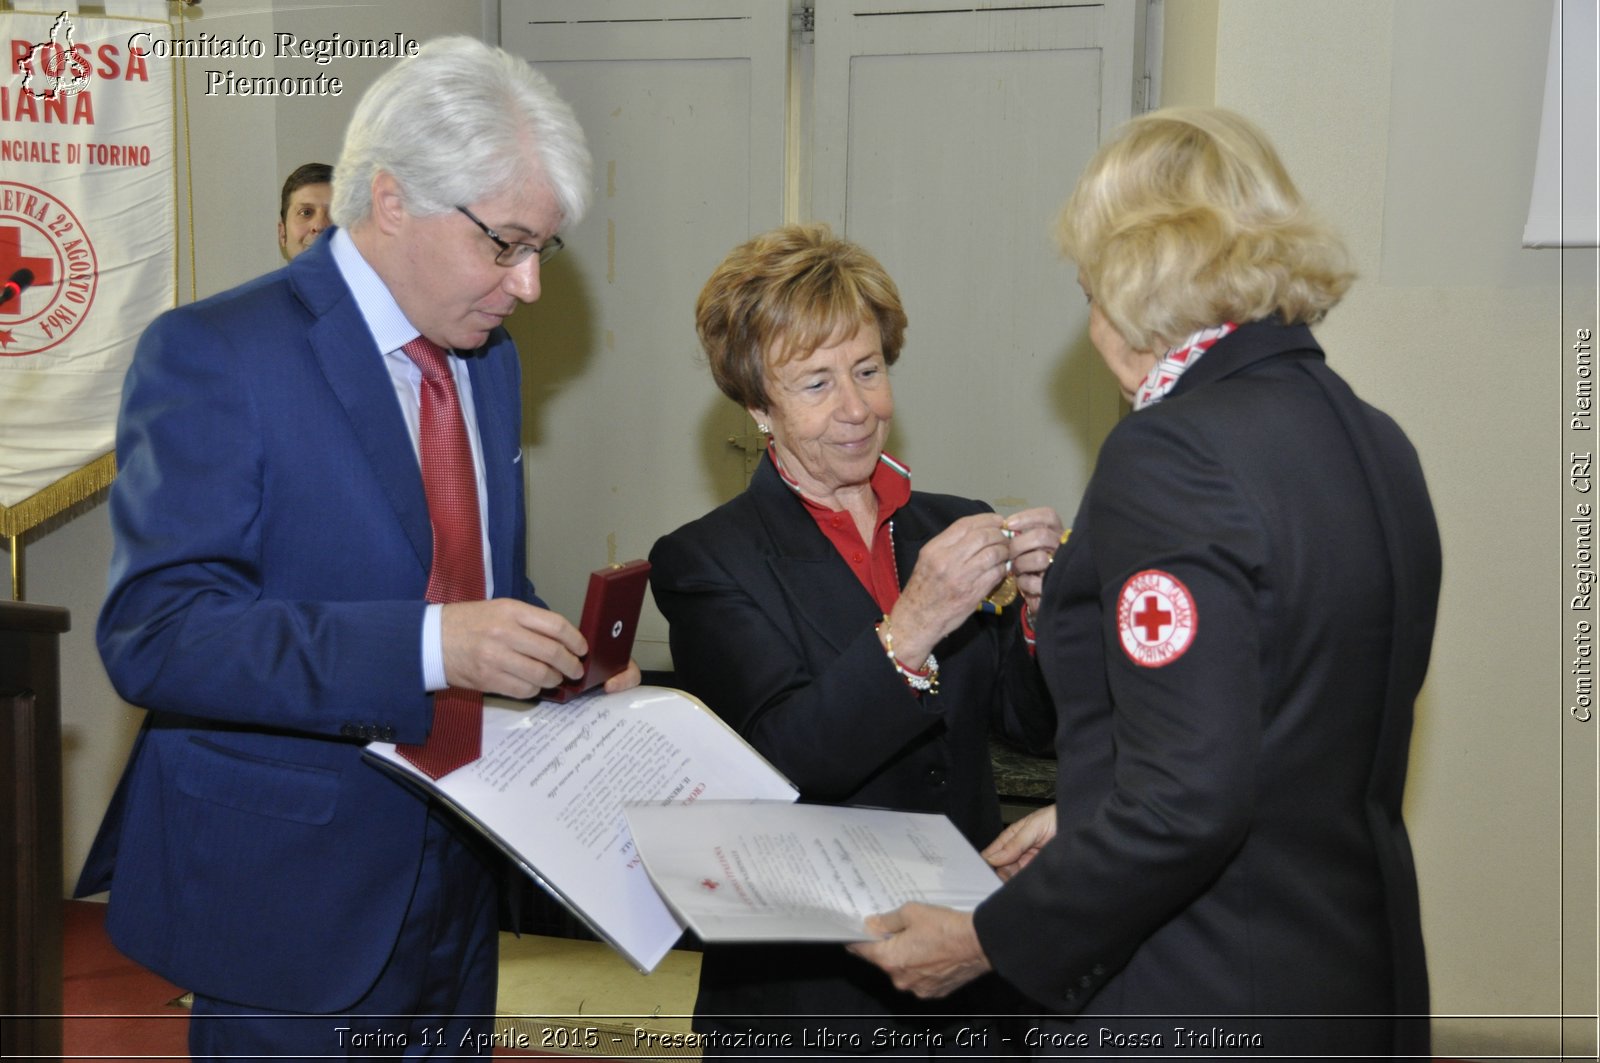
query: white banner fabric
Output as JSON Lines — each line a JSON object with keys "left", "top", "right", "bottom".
{"left": 0, "top": 10, "right": 175, "bottom": 508}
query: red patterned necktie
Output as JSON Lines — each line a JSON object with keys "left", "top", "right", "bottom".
{"left": 396, "top": 336, "right": 486, "bottom": 779}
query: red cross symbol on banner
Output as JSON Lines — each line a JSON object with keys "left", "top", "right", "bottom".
{"left": 0, "top": 225, "right": 55, "bottom": 316}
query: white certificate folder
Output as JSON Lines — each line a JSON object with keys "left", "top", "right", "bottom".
{"left": 365, "top": 686, "right": 798, "bottom": 973}
{"left": 624, "top": 802, "right": 1004, "bottom": 943}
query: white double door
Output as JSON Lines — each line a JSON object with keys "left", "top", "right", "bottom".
{"left": 501, "top": 0, "right": 1140, "bottom": 668}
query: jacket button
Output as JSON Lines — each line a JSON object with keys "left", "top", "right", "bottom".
{"left": 926, "top": 766, "right": 946, "bottom": 786}
{"left": 380, "top": 726, "right": 396, "bottom": 742}
{"left": 340, "top": 724, "right": 357, "bottom": 738}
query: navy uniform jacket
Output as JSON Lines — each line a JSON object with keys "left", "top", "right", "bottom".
{"left": 77, "top": 232, "right": 537, "bottom": 1013}
{"left": 974, "top": 320, "right": 1438, "bottom": 1056}
{"left": 650, "top": 455, "right": 1054, "bottom": 1037}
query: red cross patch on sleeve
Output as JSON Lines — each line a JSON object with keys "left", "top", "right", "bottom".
{"left": 1116, "top": 569, "right": 1197, "bottom": 668}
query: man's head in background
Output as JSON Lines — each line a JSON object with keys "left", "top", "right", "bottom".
{"left": 279, "top": 162, "right": 333, "bottom": 259}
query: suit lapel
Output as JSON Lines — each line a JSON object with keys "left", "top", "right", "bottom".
{"left": 889, "top": 501, "right": 934, "bottom": 585}
{"left": 748, "top": 458, "right": 908, "bottom": 656}
{"left": 292, "top": 238, "right": 432, "bottom": 572}
{"left": 465, "top": 347, "right": 518, "bottom": 596}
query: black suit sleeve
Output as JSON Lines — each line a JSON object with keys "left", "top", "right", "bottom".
{"left": 650, "top": 526, "right": 946, "bottom": 799}
{"left": 976, "top": 412, "right": 1269, "bottom": 1011}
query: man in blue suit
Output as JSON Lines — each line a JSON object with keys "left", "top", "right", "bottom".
{"left": 79, "top": 36, "right": 636, "bottom": 1059}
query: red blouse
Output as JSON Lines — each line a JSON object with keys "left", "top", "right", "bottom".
{"left": 771, "top": 445, "right": 911, "bottom": 613}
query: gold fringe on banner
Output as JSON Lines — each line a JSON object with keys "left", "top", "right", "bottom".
{"left": 0, "top": 453, "right": 118, "bottom": 539}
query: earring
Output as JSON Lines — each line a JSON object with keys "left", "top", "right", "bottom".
{"left": 757, "top": 422, "right": 770, "bottom": 434}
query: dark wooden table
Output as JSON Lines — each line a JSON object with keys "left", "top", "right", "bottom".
{"left": 2, "top": 600, "right": 71, "bottom": 1061}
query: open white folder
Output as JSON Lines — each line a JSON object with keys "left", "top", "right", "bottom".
{"left": 366, "top": 686, "right": 797, "bottom": 972}
{"left": 624, "top": 802, "right": 1004, "bottom": 943}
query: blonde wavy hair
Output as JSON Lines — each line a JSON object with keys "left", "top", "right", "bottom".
{"left": 696, "top": 223, "right": 907, "bottom": 411}
{"left": 1056, "top": 107, "right": 1353, "bottom": 353}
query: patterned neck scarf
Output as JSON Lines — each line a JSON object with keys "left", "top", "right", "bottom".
{"left": 1132, "top": 323, "right": 1237, "bottom": 410}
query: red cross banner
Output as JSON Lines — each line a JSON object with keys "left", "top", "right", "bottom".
{"left": 0, "top": 8, "right": 174, "bottom": 536}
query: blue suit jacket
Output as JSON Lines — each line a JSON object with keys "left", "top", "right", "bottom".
{"left": 78, "top": 232, "right": 537, "bottom": 1012}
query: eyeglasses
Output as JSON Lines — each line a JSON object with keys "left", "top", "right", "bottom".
{"left": 456, "top": 205, "right": 564, "bottom": 267}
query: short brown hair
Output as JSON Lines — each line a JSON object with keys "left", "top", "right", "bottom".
{"left": 1057, "top": 107, "right": 1353, "bottom": 353}
{"left": 279, "top": 162, "right": 333, "bottom": 223}
{"left": 695, "top": 223, "right": 907, "bottom": 410}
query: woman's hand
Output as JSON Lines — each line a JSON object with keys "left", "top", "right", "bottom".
{"left": 886, "top": 513, "right": 1012, "bottom": 666}
{"left": 1002, "top": 506, "right": 1065, "bottom": 618}
{"left": 847, "top": 904, "right": 992, "bottom": 999}
{"left": 983, "top": 804, "right": 1057, "bottom": 880}
{"left": 602, "top": 659, "right": 643, "bottom": 693}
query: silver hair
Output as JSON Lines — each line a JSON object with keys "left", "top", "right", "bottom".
{"left": 330, "top": 36, "right": 591, "bottom": 230}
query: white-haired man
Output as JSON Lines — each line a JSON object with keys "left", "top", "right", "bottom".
{"left": 79, "top": 37, "right": 635, "bottom": 1058}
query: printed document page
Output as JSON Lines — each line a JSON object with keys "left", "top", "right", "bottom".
{"left": 623, "top": 802, "right": 1002, "bottom": 942}
{"left": 366, "top": 686, "right": 797, "bottom": 972}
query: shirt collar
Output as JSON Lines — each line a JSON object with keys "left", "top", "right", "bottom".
{"left": 769, "top": 443, "right": 913, "bottom": 514}
{"left": 330, "top": 227, "right": 425, "bottom": 355}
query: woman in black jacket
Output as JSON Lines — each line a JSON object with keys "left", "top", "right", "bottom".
{"left": 651, "top": 223, "right": 1059, "bottom": 1056}
{"left": 852, "top": 108, "right": 1440, "bottom": 1060}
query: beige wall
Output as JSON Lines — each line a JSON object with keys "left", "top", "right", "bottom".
{"left": 13, "top": 0, "right": 1593, "bottom": 1057}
